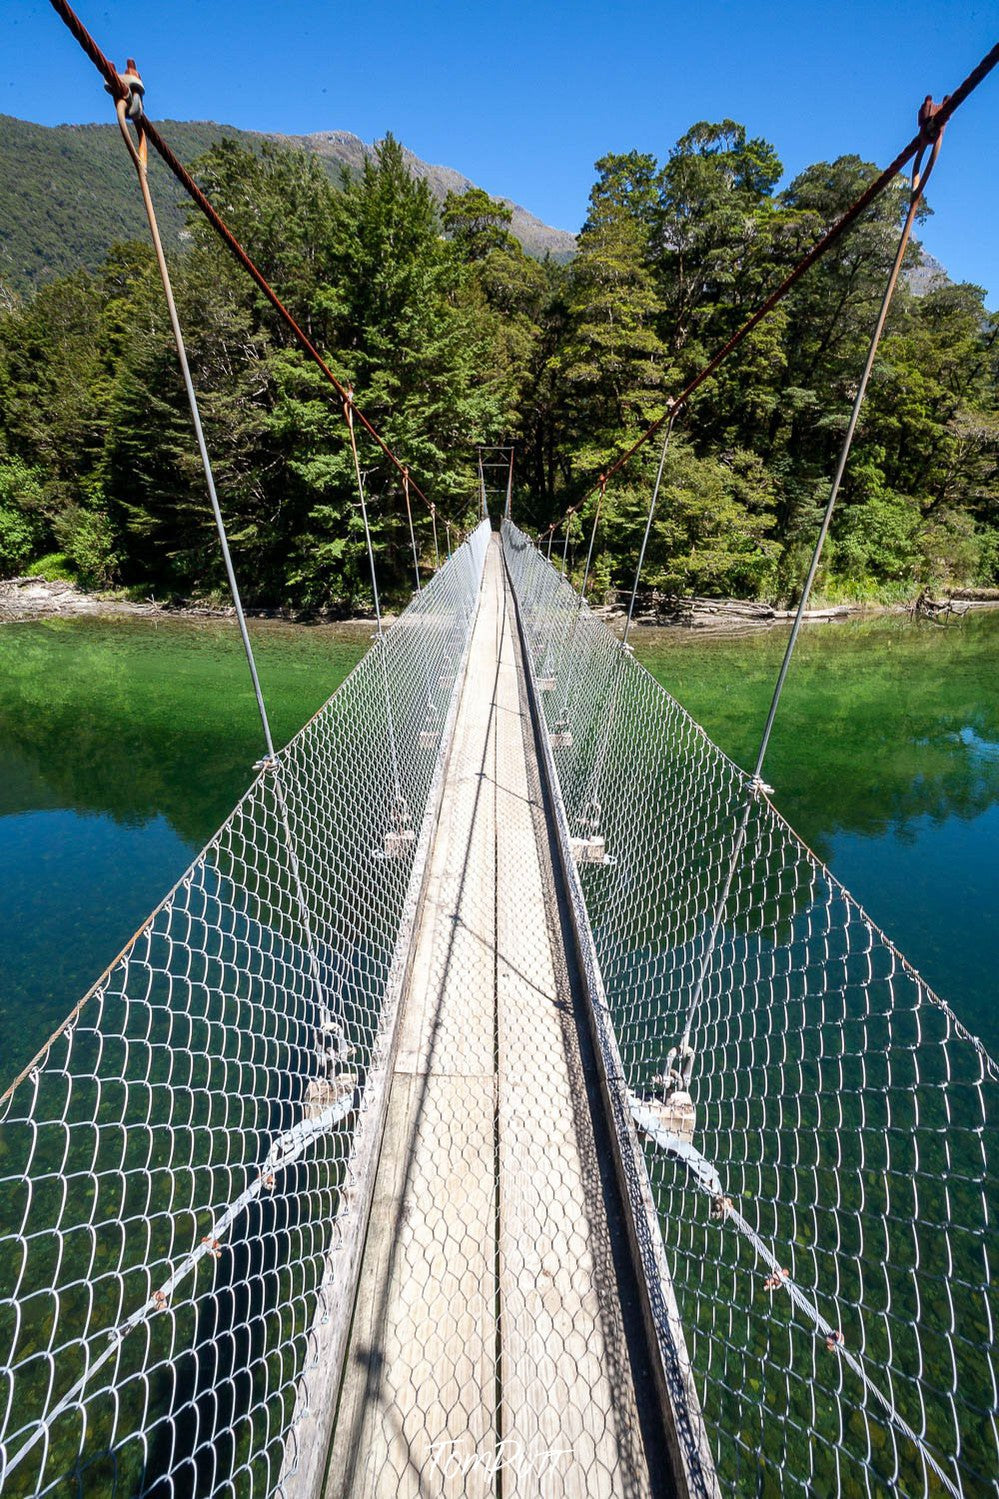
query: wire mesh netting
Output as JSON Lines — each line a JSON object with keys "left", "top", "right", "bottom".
{"left": 0, "top": 521, "right": 490, "bottom": 1498}
{"left": 502, "top": 519, "right": 998, "bottom": 1499}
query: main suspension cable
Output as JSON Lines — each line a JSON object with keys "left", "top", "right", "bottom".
{"left": 47, "top": 0, "right": 440, "bottom": 519}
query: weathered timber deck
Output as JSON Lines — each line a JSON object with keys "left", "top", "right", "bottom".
{"left": 325, "top": 539, "right": 658, "bottom": 1497}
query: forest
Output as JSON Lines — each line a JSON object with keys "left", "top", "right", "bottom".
{"left": 0, "top": 124, "right": 996, "bottom": 611}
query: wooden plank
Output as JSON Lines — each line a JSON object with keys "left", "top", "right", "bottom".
{"left": 325, "top": 548, "right": 504, "bottom": 1498}
{"left": 393, "top": 582, "right": 498, "bottom": 1080}
{"left": 324, "top": 1072, "right": 498, "bottom": 1498}
{"left": 279, "top": 544, "right": 486, "bottom": 1499}
{"left": 493, "top": 573, "right": 652, "bottom": 1499}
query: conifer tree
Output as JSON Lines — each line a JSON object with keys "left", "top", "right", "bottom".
{"left": 563, "top": 155, "right": 669, "bottom": 471}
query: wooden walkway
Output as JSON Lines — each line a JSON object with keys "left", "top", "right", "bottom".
{"left": 325, "top": 539, "right": 657, "bottom": 1497}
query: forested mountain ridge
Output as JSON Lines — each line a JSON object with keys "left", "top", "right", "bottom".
{"left": 0, "top": 124, "right": 995, "bottom": 613}
{"left": 0, "top": 113, "right": 576, "bottom": 293}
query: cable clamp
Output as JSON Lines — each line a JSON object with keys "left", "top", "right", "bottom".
{"left": 107, "top": 58, "right": 144, "bottom": 119}
{"left": 254, "top": 754, "right": 279, "bottom": 773}
{"left": 748, "top": 774, "right": 773, "bottom": 798}
{"left": 917, "top": 94, "right": 947, "bottom": 143}
{"left": 661, "top": 1041, "right": 696, "bottom": 1095}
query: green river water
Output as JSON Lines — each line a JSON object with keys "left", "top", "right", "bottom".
{"left": 0, "top": 605, "right": 996, "bottom": 1082}
{"left": 0, "top": 615, "right": 369, "bottom": 1081}
{"left": 630, "top": 608, "right": 999, "bottom": 1057}
{"left": 0, "top": 602, "right": 996, "bottom": 1494}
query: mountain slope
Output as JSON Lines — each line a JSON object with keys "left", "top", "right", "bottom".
{"left": 0, "top": 114, "right": 577, "bottom": 294}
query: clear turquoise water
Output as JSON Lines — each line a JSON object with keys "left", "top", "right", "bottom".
{"left": 0, "top": 615, "right": 367, "bottom": 1081}
{"left": 2, "top": 608, "right": 995, "bottom": 1079}
{"left": 0, "top": 601, "right": 996, "bottom": 1494}
{"left": 630, "top": 609, "right": 999, "bottom": 1055}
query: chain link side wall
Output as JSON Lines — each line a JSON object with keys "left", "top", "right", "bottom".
{"left": 503, "top": 519, "right": 998, "bottom": 1499}
{"left": 0, "top": 522, "right": 490, "bottom": 1498}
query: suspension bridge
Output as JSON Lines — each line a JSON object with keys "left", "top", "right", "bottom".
{"left": 2, "top": 8, "right": 999, "bottom": 1497}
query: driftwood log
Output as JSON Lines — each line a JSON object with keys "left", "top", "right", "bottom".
{"left": 908, "top": 588, "right": 973, "bottom": 622}
{"left": 597, "top": 589, "right": 851, "bottom": 631}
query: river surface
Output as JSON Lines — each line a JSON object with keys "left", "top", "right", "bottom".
{"left": 630, "top": 608, "right": 999, "bottom": 1055}
{"left": 0, "top": 615, "right": 369, "bottom": 1080}
{"left": 0, "top": 607, "right": 996, "bottom": 1081}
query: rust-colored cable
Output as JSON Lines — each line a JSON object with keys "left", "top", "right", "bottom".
{"left": 539, "top": 44, "right": 999, "bottom": 539}
{"left": 47, "top": 0, "right": 437, "bottom": 513}
{"left": 46, "top": 0, "right": 998, "bottom": 537}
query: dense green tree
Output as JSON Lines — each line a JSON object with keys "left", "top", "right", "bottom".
{"left": 654, "top": 122, "right": 785, "bottom": 360}
{"left": 0, "top": 269, "right": 104, "bottom": 516}
{"left": 0, "top": 119, "right": 995, "bottom": 606}
{"left": 563, "top": 155, "right": 669, "bottom": 474}
{"left": 444, "top": 186, "right": 572, "bottom": 518}
{"left": 442, "top": 188, "right": 518, "bottom": 261}
{"left": 0, "top": 457, "right": 45, "bottom": 572}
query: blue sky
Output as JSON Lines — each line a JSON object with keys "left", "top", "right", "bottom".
{"left": 3, "top": 0, "right": 997, "bottom": 303}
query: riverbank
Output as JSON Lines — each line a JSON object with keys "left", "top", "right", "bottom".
{"left": 0, "top": 576, "right": 154, "bottom": 623}
{"left": 5, "top": 572, "right": 999, "bottom": 632}
{"left": 0, "top": 575, "right": 391, "bottom": 627}
{"left": 599, "top": 586, "right": 999, "bottom": 634}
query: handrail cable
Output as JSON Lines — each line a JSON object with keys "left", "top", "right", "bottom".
{"left": 504, "top": 513, "right": 999, "bottom": 1494}
{"left": 344, "top": 394, "right": 404, "bottom": 813}
{"left": 678, "top": 129, "right": 943, "bottom": 1060}
{"left": 1, "top": 1087, "right": 358, "bottom": 1485}
{"left": 631, "top": 1105, "right": 961, "bottom": 1498}
{"left": 538, "top": 45, "right": 999, "bottom": 542}
{"left": 112, "top": 95, "right": 346, "bottom": 1059}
